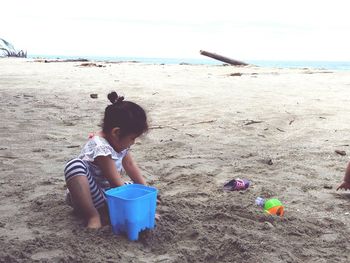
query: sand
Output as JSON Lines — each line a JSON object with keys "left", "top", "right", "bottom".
{"left": 0, "top": 58, "right": 349, "bottom": 262}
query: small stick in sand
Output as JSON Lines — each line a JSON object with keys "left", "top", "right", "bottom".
{"left": 244, "top": 120, "right": 263, "bottom": 126}
{"left": 335, "top": 150, "right": 346, "bottom": 156}
{"left": 0, "top": 155, "right": 17, "bottom": 159}
{"left": 150, "top": 120, "right": 215, "bottom": 130}
{"left": 149, "top": 125, "right": 179, "bottom": 131}
{"left": 188, "top": 120, "right": 216, "bottom": 125}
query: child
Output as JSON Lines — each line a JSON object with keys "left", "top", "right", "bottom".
{"left": 64, "top": 91, "right": 149, "bottom": 228}
{"left": 337, "top": 161, "right": 350, "bottom": 191}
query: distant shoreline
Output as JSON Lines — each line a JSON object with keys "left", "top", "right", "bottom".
{"left": 3, "top": 54, "right": 350, "bottom": 70}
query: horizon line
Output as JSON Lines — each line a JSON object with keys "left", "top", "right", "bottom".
{"left": 26, "top": 54, "right": 350, "bottom": 63}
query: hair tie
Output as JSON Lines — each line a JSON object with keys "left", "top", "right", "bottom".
{"left": 115, "top": 96, "right": 125, "bottom": 104}
{"left": 107, "top": 91, "right": 125, "bottom": 105}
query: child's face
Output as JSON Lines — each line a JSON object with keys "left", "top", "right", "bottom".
{"left": 113, "top": 133, "right": 138, "bottom": 152}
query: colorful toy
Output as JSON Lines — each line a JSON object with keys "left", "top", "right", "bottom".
{"left": 255, "top": 197, "right": 284, "bottom": 216}
{"left": 223, "top": 178, "right": 250, "bottom": 191}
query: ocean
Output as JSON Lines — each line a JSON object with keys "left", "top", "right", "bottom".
{"left": 28, "top": 54, "right": 350, "bottom": 71}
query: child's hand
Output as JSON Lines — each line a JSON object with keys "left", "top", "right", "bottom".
{"left": 336, "top": 181, "right": 350, "bottom": 191}
{"left": 157, "top": 195, "right": 162, "bottom": 205}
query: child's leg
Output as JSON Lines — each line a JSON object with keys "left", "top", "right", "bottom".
{"left": 67, "top": 176, "right": 101, "bottom": 228}
{"left": 64, "top": 159, "right": 105, "bottom": 228}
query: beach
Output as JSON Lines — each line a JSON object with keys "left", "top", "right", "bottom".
{"left": 0, "top": 58, "right": 349, "bottom": 262}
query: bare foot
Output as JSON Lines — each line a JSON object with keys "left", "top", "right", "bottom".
{"left": 87, "top": 215, "right": 102, "bottom": 229}
{"left": 155, "top": 213, "right": 161, "bottom": 221}
{"left": 98, "top": 206, "right": 110, "bottom": 226}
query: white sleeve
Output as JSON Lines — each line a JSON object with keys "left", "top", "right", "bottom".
{"left": 79, "top": 136, "right": 129, "bottom": 162}
{"left": 80, "top": 137, "right": 116, "bottom": 161}
{"left": 90, "top": 144, "right": 115, "bottom": 160}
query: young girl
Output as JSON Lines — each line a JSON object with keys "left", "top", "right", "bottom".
{"left": 64, "top": 91, "right": 149, "bottom": 228}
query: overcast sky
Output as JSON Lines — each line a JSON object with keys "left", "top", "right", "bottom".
{"left": 1, "top": 0, "right": 350, "bottom": 61}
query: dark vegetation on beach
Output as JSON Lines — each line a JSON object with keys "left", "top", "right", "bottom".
{"left": 0, "top": 38, "right": 27, "bottom": 58}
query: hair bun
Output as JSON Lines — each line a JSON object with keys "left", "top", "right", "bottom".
{"left": 107, "top": 91, "right": 124, "bottom": 104}
{"left": 116, "top": 96, "right": 124, "bottom": 103}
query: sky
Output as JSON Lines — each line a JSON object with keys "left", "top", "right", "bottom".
{"left": 1, "top": 0, "right": 350, "bottom": 61}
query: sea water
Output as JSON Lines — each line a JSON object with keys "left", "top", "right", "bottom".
{"left": 28, "top": 54, "right": 350, "bottom": 71}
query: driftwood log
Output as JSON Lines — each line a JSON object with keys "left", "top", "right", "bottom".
{"left": 200, "top": 50, "right": 248, "bottom": 66}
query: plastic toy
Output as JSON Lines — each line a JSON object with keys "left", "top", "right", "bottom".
{"left": 223, "top": 178, "right": 250, "bottom": 191}
{"left": 255, "top": 197, "right": 284, "bottom": 216}
{"left": 105, "top": 184, "right": 158, "bottom": 241}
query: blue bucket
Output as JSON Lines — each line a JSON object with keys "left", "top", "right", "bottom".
{"left": 105, "top": 184, "right": 158, "bottom": 241}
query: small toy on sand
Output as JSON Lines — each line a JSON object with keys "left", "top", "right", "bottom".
{"left": 223, "top": 178, "right": 250, "bottom": 191}
{"left": 255, "top": 197, "right": 284, "bottom": 216}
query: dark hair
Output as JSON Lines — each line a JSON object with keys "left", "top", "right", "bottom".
{"left": 102, "top": 91, "right": 148, "bottom": 137}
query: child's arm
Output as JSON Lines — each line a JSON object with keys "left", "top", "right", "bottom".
{"left": 122, "top": 153, "right": 146, "bottom": 185}
{"left": 94, "top": 155, "right": 125, "bottom": 187}
{"left": 337, "top": 161, "right": 350, "bottom": 191}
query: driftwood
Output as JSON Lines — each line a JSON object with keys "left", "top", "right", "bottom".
{"left": 200, "top": 50, "right": 249, "bottom": 66}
